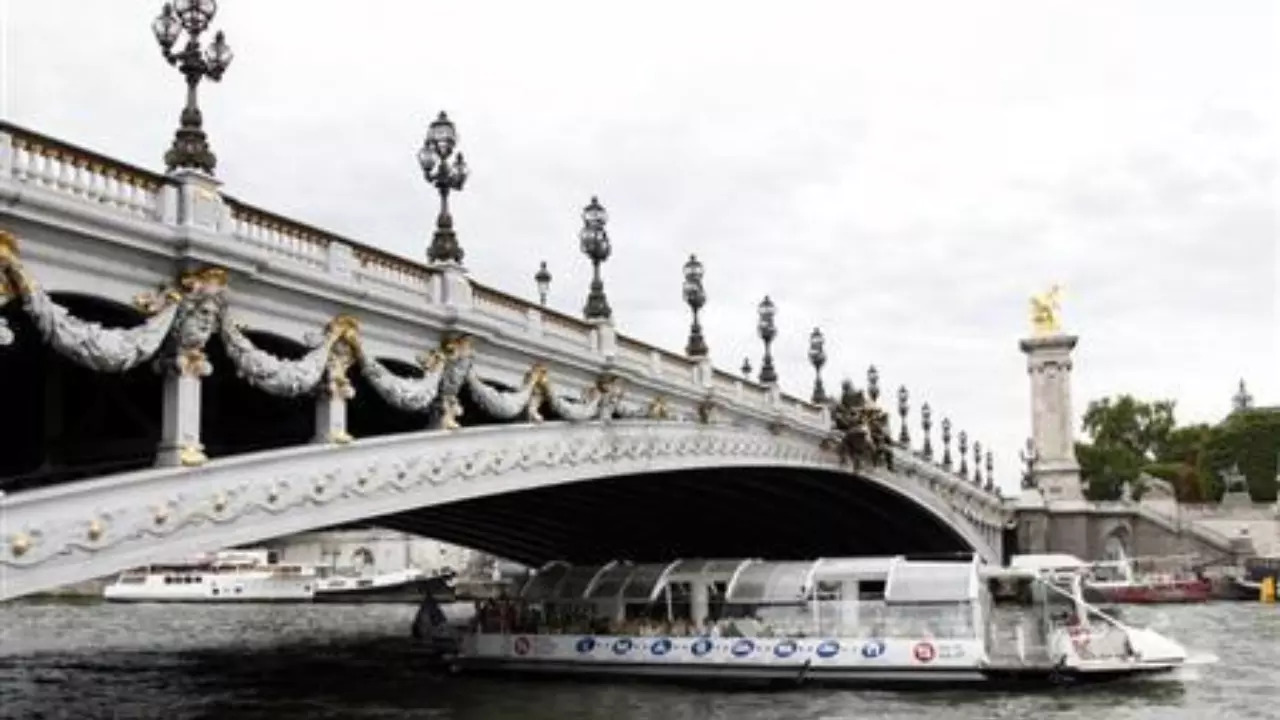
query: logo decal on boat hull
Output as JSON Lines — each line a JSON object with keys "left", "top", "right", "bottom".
{"left": 913, "top": 642, "right": 937, "bottom": 663}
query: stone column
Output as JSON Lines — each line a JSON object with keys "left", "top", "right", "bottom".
{"left": 1019, "top": 333, "right": 1083, "bottom": 502}
{"left": 157, "top": 367, "right": 205, "bottom": 467}
{"left": 315, "top": 331, "right": 356, "bottom": 445}
{"left": 314, "top": 390, "right": 350, "bottom": 445}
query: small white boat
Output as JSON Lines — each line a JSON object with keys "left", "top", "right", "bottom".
{"left": 103, "top": 550, "right": 316, "bottom": 603}
{"left": 314, "top": 567, "right": 432, "bottom": 603}
{"left": 417, "top": 554, "right": 1209, "bottom": 688}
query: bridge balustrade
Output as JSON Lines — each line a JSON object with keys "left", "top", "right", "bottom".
{"left": 0, "top": 118, "right": 1009, "bottom": 598}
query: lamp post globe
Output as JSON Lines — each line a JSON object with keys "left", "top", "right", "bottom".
{"left": 152, "top": 0, "right": 232, "bottom": 174}
{"left": 808, "top": 327, "right": 827, "bottom": 403}
{"left": 534, "top": 261, "right": 552, "bottom": 306}
{"left": 419, "top": 111, "right": 468, "bottom": 264}
{"left": 756, "top": 296, "right": 778, "bottom": 385}
{"left": 682, "top": 254, "right": 708, "bottom": 358}
{"left": 580, "top": 196, "right": 613, "bottom": 321}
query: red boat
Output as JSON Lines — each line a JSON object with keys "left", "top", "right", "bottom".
{"left": 1084, "top": 556, "right": 1212, "bottom": 604}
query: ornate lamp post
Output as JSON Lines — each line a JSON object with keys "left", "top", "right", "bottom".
{"left": 940, "top": 417, "right": 953, "bottom": 469}
{"left": 985, "top": 451, "right": 995, "bottom": 492}
{"left": 534, "top": 261, "right": 552, "bottom": 306}
{"left": 920, "top": 402, "right": 933, "bottom": 459}
{"left": 152, "top": 0, "right": 233, "bottom": 174}
{"left": 418, "top": 112, "right": 469, "bottom": 264}
{"left": 741, "top": 357, "right": 752, "bottom": 380}
{"left": 682, "top": 255, "right": 708, "bottom": 357}
{"left": 958, "top": 430, "right": 969, "bottom": 479}
{"left": 897, "top": 386, "right": 910, "bottom": 445}
{"left": 1019, "top": 437, "right": 1039, "bottom": 489}
{"left": 579, "top": 196, "right": 612, "bottom": 321}
{"left": 973, "top": 440, "right": 984, "bottom": 486}
{"left": 756, "top": 296, "right": 777, "bottom": 385}
{"left": 867, "top": 365, "right": 881, "bottom": 404}
{"left": 808, "top": 328, "right": 827, "bottom": 403}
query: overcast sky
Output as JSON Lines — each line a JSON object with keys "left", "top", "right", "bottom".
{"left": 3, "top": 0, "right": 1276, "bottom": 491}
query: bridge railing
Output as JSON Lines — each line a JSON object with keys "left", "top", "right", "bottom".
{"left": 0, "top": 121, "right": 834, "bottom": 432}
{"left": 0, "top": 121, "right": 1011, "bottom": 519}
{"left": 2, "top": 121, "right": 170, "bottom": 221}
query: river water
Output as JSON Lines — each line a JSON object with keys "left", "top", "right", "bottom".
{"left": 0, "top": 601, "right": 1274, "bottom": 719}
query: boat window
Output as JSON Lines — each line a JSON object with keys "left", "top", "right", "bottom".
{"left": 519, "top": 563, "right": 571, "bottom": 601}
{"left": 584, "top": 562, "right": 633, "bottom": 600}
{"left": 859, "top": 580, "right": 886, "bottom": 600}
{"left": 842, "top": 600, "right": 977, "bottom": 639}
{"left": 726, "top": 561, "right": 816, "bottom": 603}
{"left": 553, "top": 564, "right": 606, "bottom": 601}
{"left": 619, "top": 563, "right": 675, "bottom": 602}
{"left": 885, "top": 561, "right": 975, "bottom": 603}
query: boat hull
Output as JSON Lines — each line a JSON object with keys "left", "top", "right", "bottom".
{"left": 446, "top": 657, "right": 1182, "bottom": 690}
{"left": 1085, "top": 580, "right": 1212, "bottom": 604}
{"left": 437, "top": 633, "right": 1183, "bottom": 691}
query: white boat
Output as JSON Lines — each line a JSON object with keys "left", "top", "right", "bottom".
{"left": 416, "top": 554, "right": 1210, "bottom": 688}
{"left": 314, "top": 567, "right": 434, "bottom": 603}
{"left": 103, "top": 550, "right": 316, "bottom": 603}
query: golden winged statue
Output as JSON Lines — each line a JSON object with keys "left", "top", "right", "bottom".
{"left": 1029, "top": 284, "right": 1063, "bottom": 336}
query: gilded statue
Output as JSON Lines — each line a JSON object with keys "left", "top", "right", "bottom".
{"left": 1029, "top": 284, "right": 1063, "bottom": 336}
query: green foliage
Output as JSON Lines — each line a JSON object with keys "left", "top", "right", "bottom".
{"left": 1198, "top": 409, "right": 1280, "bottom": 502}
{"left": 1075, "top": 394, "right": 1280, "bottom": 503}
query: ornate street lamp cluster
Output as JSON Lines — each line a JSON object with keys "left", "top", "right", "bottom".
{"left": 682, "top": 255, "right": 708, "bottom": 358}
{"left": 418, "top": 112, "right": 469, "bottom": 264}
{"left": 857, "top": 366, "right": 999, "bottom": 496}
{"left": 145, "top": 2, "right": 1002, "bottom": 497}
{"left": 152, "top": 0, "right": 233, "bottom": 174}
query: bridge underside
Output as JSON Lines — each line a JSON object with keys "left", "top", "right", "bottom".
{"left": 369, "top": 466, "right": 974, "bottom": 567}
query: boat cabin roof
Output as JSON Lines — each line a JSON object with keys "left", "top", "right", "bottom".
{"left": 519, "top": 556, "right": 980, "bottom": 605}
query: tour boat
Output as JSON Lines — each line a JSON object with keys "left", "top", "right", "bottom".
{"left": 103, "top": 550, "right": 316, "bottom": 603}
{"left": 313, "top": 567, "right": 437, "bottom": 603}
{"left": 1084, "top": 555, "right": 1212, "bottom": 605}
{"left": 411, "top": 554, "right": 1210, "bottom": 688}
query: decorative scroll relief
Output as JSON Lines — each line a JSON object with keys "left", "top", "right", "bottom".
{"left": 220, "top": 316, "right": 333, "bottom": 397}
{"left": 360, "top": 351, "right": 445, "bottom": 413}
{"left": 0, "top": 423, "right": 845, "bottom": 573}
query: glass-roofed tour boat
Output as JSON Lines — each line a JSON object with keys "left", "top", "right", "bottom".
{"left": 414, "top": 554, "right": 1211, "bottom": 688}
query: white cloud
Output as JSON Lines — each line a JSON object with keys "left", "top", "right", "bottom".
{"left": 4, "top": 0, "right": 1276, "bottom": 491}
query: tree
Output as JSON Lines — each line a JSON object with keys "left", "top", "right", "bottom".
{"left": 1077, "top": 395, "right": 1177, "bottom": 501}
{"left": 1074, "top": 394, "right": 1279, "bottom": 503}
{"left": 1199, "top": 409, "right": 1280, "bottom": 502}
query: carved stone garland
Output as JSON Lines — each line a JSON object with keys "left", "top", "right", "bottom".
{"left": 0, "top": 231, "right": 181, "bottom": 372}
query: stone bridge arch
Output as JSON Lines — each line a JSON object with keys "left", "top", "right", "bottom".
{"left": 0, "top": 421, "right": 999, "bottom": 600}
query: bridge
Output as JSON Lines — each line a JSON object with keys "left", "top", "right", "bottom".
{"left": 0, "top": 16, "right": 1007, "bottom": 599}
